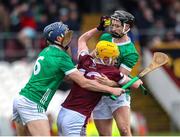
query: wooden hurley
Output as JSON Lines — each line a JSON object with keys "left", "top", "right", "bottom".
{"left": 110, "top": 52, "right": 169, "bottom": 100}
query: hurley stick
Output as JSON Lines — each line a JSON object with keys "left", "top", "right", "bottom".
{"left": 110, "top": 52, "right": 169, "bottom": 100}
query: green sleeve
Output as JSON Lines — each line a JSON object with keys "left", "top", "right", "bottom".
{"left": 122, "top": 52, "right": 139, "bottom": 69}
{"left": 119, "top": 43, "right": 139, "bottom": 70}
{"left": 57, "top": 53, "right": 76, "bottom": 75}
{"left": 99, "top": 33, "right": 112, "bottom": 41}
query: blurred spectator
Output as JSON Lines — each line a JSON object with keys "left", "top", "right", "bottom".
{"left": 135, "top": 6, "right": 154, "bottom": 48}
{"left": 150, "top": 0, "right": 165, "bottom": 20}
{"left": 58, "top": 1, "right": 81, "bottom": 31}
{"left": 131, "top": 112, "right": 148, "bottom": 136}
{"left": 174, "top": 1, "right": 180, "bottom": 38}
{"left": 36, "top": 12, "right": 49, "bottom": 31}
{"left": 10, "top": 3, "right": 31, "bottom": 32}
{"left": 165, "top": 8, "right": 177, "bottom": 29}
{"left": 18, "top": 27, "right": 37, "bottom": 61}
{"left": 0, "top": 0, "right": 178, "bottom": 62}
{"left": 4, "top": 39, "right": 26, "bottom": 62}
{"left": 58, "top": 7, "right": 71, "bottom": 25}
{"left": 69, "top": 2, "right": 81, "bottom": 31}
{"left": 69, "top": 10, "right": 80, "bottom": 31}
{"left": 151, "top": 19, "right": 166, "bottom": 41}
{"left": 46, "top": 3, "right": 58, "bottom": 23}
{"left": 0, "top": 3, "right": 10, "bottom": 32}
{"left": 164, "top": 30, "right": 176, "bottom": 42}
{"left": 101, "top": 0, "right": 121, "bottom": 14}
{"left": 20, "top": 9, "right": 37, "bottom": 30}
{"left": 175, "top": 21, "right": 180, "bottom": 39}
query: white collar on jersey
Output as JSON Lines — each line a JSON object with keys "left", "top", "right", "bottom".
{"left": 112, "top": 37, "right": 131, "bottom": 46}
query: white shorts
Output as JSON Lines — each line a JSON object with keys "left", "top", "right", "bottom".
{"left": 93, "top": 93, "right": 131, "bottom": 119}
{"left": 12, "top": 95, "right": 48, "bottom": 125}
{"left": 57, "top": 107, "right": 86, "bottom": 136}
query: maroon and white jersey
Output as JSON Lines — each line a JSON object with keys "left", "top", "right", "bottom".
{"left": 62, "top": 51, "right": 125, "bottom": 119}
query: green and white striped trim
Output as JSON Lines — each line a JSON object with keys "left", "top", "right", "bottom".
{"left": 112, "top": 38, "right": 131, "bottom": 46}
{"left": 40, "top": 88, "right": 51, "bottom": 105}
{"left": 65, "top": 68, "right": 77, "bottom": 75}
{"left": 120, "top": 64, "right": 132, "bottom": 71}
{"left": 37, "top": 105, "right": 44, "bottom": 113}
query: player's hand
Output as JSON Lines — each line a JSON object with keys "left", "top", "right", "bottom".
{"left": 112, "top": 87, "right": 125, "bottom": 96}
{"left": 95, "top": 74, "right": 113, "bottom": 86}
{"left": 97, "top": 16, "right": 111, "bottom": 31}
{"left": 133, "top": 79, "right": 143, "bottom": 88}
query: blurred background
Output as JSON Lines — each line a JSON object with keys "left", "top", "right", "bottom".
{"left": 0, "top": 0, "right": 179, "bottom": 136}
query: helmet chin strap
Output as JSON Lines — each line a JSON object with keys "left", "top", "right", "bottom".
{"left": 46, "top": 39, "right": 69, "bottom": 51}
{"left": 122, "top": 23, "right": 130, "bottom": 34}
{"left": 54, "top": 40, "right": 69, "bottom": 51}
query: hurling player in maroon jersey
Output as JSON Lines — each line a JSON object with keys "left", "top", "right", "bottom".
{"left": 56, "top": 26, "right": 142, "bottom": 136}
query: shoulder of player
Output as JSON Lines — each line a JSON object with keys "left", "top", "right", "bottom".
{"left": 119, "top": 41, "right": 138, "bottom": 51}
{"left": 100, "top": 33, "right": 112, "bottom": 40}
{"left": 44, "top": 49, "right": 72, "bottom": 65}
{"left": 47, "top": 46, "right": 70, "bottom": 57}
{"left": 101, "top": 33, "right": 111, "bottom": 37}
{"left": 79, "top": 53, "right": 94, "bottom": 63}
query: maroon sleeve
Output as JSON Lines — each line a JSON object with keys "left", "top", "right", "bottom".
{"left": 77, "top": 52, "right": 93, "bottom": 69}
{"left": 110, "top": 68, "right": 126, "bottom": 83}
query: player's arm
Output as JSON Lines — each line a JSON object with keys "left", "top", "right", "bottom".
{"left": 119, "top": 50, "right": 139, "bottom": 75}
{"left": 58, "top": 52, "right": 124, "bottom": 95}
{"left": 95, "top": 73, "right": 142, "bottom": 89}
{"left": 78, "top": 16, "right": 110, "bottom": 56}
{"left": 119, "top": 67, "right": 130, "bottom": 75}
{"left": 67, "top": 70, "right": 125, "bottom": 96}
{"left": 95, "top": 74, "right": 119, "bottom": 87}
{"left": 78, "top": 28, "right": 100, "bottom": 55}
{"left": 118, "top": 74, "right": 143, "bottom": 89}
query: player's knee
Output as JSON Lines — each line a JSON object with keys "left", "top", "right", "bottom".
{"left": 120, "top": 126, "right": 130, "bottom": 136}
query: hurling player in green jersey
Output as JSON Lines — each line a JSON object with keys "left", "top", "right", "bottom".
{"left": 12, "top": 22, "right": 125, "bottom": 136}
{"left": 93, "top": 10, "right": 139, "bottom": 136}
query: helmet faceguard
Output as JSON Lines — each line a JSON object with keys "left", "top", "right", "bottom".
{"left": 43, "top": 22, "right": 73, "bottom": 50}
{"left": 62, "top": 30, "right": 73, "bottom": 49}
{"left": 95, "top": 41, "right": 120, "bottom": 66}
{"left": 108, "top": 10, "right": 135, "bottom": 38}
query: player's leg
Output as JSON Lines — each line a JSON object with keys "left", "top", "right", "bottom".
{"left": 113, "top": 106, "right": 132, "bottom": 136}
{"left": 57, "top": 107, "right": 86, "bottom": 136}
{"left": 94, "top": 119, "right": 113, "bottom": 136}
{"left": 26, "top": 120, "right": 50, "bottom": 136}
{"left": 13, "top": 95, "right": 50, "bottom": 135}
{"left": 13, "top": 96, "right": 29, "bottom": 135}
{"left": 110, "top": 94, "right": 132, "bottom": 136}
{"left": 93, "top": 96, "right": 113, "bottom": 136}
{"left": 14, "top": 122, "right": 29, "bottom": 136}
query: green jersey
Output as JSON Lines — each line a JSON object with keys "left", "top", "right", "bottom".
{"left": 20, "top": 45, "right": 76, "bottom": 110}
{"left": 100, "top": 33, "right": 139, "bottom": 71}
